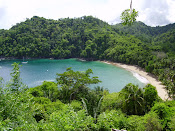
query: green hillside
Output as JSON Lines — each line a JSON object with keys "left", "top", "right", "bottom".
{"left": 114, "top": 21, "right": 175, "bottom": 43}
{"left": 0, "top": 16, "right": 145, "bottom": 60}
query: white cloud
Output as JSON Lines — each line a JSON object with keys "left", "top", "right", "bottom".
{"left": 138, "top": 0, "right": 175, "bottom": 26}
{"left": 167, "top": 0, "right": 175, "bottom": 23}
{"left": 0, "top": 0, "right": 175, "bottom": 29}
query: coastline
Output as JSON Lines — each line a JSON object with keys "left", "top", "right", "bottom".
{"left": 102, "top": 61, "right": 169, "bottom": 100}
{"left": 1, "top": 57, "right": 169, "bottom": 100}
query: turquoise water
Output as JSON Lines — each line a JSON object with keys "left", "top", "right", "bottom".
{"left": 0, "top": 59, "right": 145, "bottom": 92}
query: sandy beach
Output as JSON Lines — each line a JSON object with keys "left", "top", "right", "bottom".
{"left": 102, "top": 61, "right": 169, "bottom": 100}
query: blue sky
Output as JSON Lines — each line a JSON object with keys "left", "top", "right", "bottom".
{"left": 0, "top": 0, "right": 175, "bottom": 29}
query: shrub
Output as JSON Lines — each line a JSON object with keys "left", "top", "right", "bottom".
{"left": 28, "top": 81, "right": 59, "bottom": 102}
{"left": 144, "top": 84, "right": 160, "bottom": 112}
{"left": 49, "top": 105, "right": 95, "bottom": 130}
{"left": 144, "top": 112, "right": 163, "bottom": 131}
{"left": 97, "top": 110, "right": 127, "bottom": 130}
{"left": 151, "top": 102, "right": 172, "bottom": 130}
{"left": 70, "top": 100, "right": 82, "bottom": 112}
{"left": 127, "top": 115, "right": 145, "bottom": 131}
{"left": 168, "top": 116, "right": 175, "bottom": 130}
{"left": 101, "top": 92, "right": 123, "bottom": 112}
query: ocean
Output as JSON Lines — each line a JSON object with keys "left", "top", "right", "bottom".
{"left": 0, "top": 58, "right": 145, "bottom": 92}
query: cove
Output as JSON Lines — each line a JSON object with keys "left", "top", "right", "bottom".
{"left": 0, "top": 58, "right": 145, "bottom": 92}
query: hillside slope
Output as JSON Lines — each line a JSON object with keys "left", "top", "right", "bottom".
{"left": 114, "top": 22, "right": 175, "bottom": 43}
{"left": 0, "top": 16, "right": 149, "bottom": 62}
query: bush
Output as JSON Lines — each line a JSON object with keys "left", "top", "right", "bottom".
{"left": 151, "top": 102, "right": 172, "bottom": 130}
{"left": 101, "top": 92, "right": 123, "bottom": 112}
{"left": 97, "top": 110, "right": 127, "bottom": 130}
{"left": 28, "top": 81, "right": 59, "bottom": 102}
{"left": 70, "top": 100, "right": 82, "bottom": 112}
{"left": 144, "top": 112, "right": 163, "bottom": 131}
{"left": 144, "top": 84, "right": 161, "bottom": 112}
{"left": 168, "top": 116, "right": 175, "bottom": 130}
{"left": 44, "top": 100, "right": 65, "bottom": 115}
{"left": 127, "top": 115, "right": 145, "bottom": 131}
{"left": 0, "top": 92, "right": 37, "bottom": 129}
{"left": 151, "top": 103, "right": 171, "bottom": 120}
{"left": 49, "top": 105, "right": 95, "bottom": 130}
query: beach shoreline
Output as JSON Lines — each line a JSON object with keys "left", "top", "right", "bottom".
{"left": 102, "top": 61, "right": 169, "bottom": 100}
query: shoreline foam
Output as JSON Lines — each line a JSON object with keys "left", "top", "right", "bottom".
{"left": 131, "top": 71, "right": 150, "bottom": 84}
{"left": 101, "top": 61, "right": 169, "bottom": 100}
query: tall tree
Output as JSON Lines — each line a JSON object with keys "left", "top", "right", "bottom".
{"left": 56, "top": 67, "right": 101, "bottom": 103}
{"left": 7, "top": 63, "right": 26, "bottom": 92}
{"left": 120, "top": 83, "right": 144, "bottom": 115}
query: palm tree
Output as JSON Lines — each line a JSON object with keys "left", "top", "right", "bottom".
{"left": 120, "top": 83, "right": 144, "bottom": 115}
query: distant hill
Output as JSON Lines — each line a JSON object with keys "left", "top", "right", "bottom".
{"left": 114, "top": 21, "right": 175, "bottom": 55}
{"left": 114, "top": 21, "right": 175, "bottom": 43}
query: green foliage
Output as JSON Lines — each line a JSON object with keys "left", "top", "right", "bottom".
{"left": 82, "top": 86, "right": 105, "bottom": 119}
{"left": 97, "top": 110, "right": 127, "bottom": 130}
{"left": 1, "top": 64, "right": 175, "bottom": 130}
{"left": 43, "top": 100, "right": 65, "bottom": 115}
{"left": 0, "top": 16, "right": 109, "bottom": 59}
{"left": 0, "top": 91, "right": 37, "bottom": 129}
{"left": 56, "top": 67, "right": 101, "bottom": 103}
{"left": 101, "top": 92, "right": 123, "bottom": 112}
{"left": 144, "top": 84, "right": 160, "bottom": 112}
{"left": 120, "top": 9, "right": 138, "bottom": 26}
{"left": 113, "top": 21, "right": 175, "bottom": 99}
{"left": 127, "top": 115, "right": 145, "bottom": 131}
{"left": 10, "top": 63, "right": 21, "bottom": 91}
{"left": 6, "top": 62, "right": 26, "bottom": 92}
{"left": 127, "top": 112, "right": 163, "bottom": 131}
{"left": 151, "top": 103, "right": 171, "bottom": 120}
{"left": 151, "top": 102, "right": 173, "bottom": 130}
{"left": 32, "top": 103, "right": 47, "bottom": 122}
{"left": 28, "top": 81, "right": 59, "bottom": 102}
{"left": 49, "top": 105, "right": 95, "bottom": 130}
{"left": 143, "top": 112, "right": 163, "bottom": 131}
{"left": 120, "top": 83, "right": 144, "bottom": 115}
{"left": 70, "top": 100, "right": 83, "bottom": 112}
{"left": 0, "top": 77, "right": 3, "bottom": 88}
{"left": 168, "top": 115, "right": 175, "bottom": 130}
{"left": 1, "top": 15, "right": 175, "bottom": 128}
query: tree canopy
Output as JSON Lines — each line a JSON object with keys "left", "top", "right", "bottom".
{"left": 120, "top": 0, "right": 139, "bottom": 26}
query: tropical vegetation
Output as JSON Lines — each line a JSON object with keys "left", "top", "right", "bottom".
{"left": 0, "top": 63, "right": 175, "bottom": 130}
{"left": 0, "top": 16, "right": 175, "bottom": 130}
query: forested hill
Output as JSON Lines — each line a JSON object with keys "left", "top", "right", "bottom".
{"left": 114, "top": 21, "right": 175, "bottom": 55}
{"left": 0, "top": 16, "right": 123, "bottom": 59}
{"left": 0, "top": 16, "right": 175, "bottom": 59}
{"left": 0, "top": 16, "right": 101, "bottom": 58}
{"left": 114, "top": 21, "right": 175, "bottom": 43}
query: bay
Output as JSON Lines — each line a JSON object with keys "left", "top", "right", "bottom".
{"left": 0, "top": 58, "right": 145, "bottom": 92}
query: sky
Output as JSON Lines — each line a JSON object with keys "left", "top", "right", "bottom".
{"left": 0, "top": 0, "right": 175, "bottom": 29}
